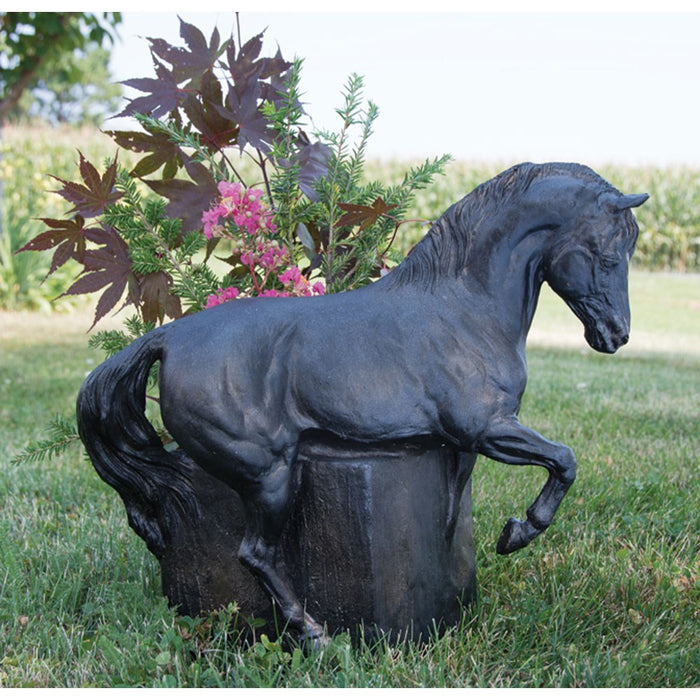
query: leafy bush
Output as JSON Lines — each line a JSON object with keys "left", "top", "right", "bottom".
{"left": 3, "top": 141, "right": 700, "bottom": 318}
{"left": 13, "top": 18, "right": 449, "bottom": 333}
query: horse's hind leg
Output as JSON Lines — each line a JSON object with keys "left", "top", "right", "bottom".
{"left": 445, "top": 451, "right": 477, "bottom": 540}
{"left": 237, "top": 451, "right": 327, "bottom": 645}
{"left": 477, "top": 415, "right": 577, "bottom": 554}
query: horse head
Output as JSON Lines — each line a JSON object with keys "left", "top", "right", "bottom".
{"left": 544, "top": 191, "right": 648, "bottom": 354}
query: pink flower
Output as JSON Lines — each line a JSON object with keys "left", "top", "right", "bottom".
{"left": 218, "top": 181, "right": 242, "bottom": 199}
{"left": 205, "top": 286, "right": 239, "bottom": 307}
{"left": 202, "top": 181, "right": 324, "bottom": 302}
{"left": 202, "top": 206, "right": 222, "bottom": 239}
{"left": 204, "top": 181, "right": 276, "bottom": 240}
{"left": 259, "top": 248, "right": 275, "bottom": 270}
{"left": 277, "top": 266, "right": 325, "bottom": 297}
{"left": 278, "top": 266, "right": 301, "bottom": 286}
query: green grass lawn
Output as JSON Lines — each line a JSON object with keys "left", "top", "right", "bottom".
{"left": 0, "top": 271, "right": 698, "bottom": 687}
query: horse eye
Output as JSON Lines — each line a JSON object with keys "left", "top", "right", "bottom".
{"left": 601, "top": 253, "right": 622, "bottom": 269}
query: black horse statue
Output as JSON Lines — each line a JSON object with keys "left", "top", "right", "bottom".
{"left": 77, "top": 162, "right": 647, "bottom": 643}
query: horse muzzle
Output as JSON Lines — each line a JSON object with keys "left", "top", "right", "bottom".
{"left": 584, "top": 319, "right": 629, "bottom": 354}
{"left": 567, "top": 297, "right": 629, "bottom": 354}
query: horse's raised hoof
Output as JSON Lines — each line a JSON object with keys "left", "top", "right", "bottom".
{"left": 299, "top": 624, "right": 330, "bottom": 652}
{"left": 299, "top": 632, "right": 331, "bottom": 652}
{"left": 496, "top": 517, "right": 538, "bottom": 555}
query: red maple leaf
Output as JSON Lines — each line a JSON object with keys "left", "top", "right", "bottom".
{"left": 59, "top": 233, "right": 139, "bottom": 329}
{"left": 148, "top": 17, "right": 222, "bottom": 86}
{"left": 117, "top": 59, "right": 185, "bottom": 121}
{"left": 15, "top": 216, "right": 111, "bottom": 278}
{"left": 51, "top": 152, "right": 123, "bottom": 218}
{"left": 336, "top": 197, "right": 398, "bottom": 231}
{"left": 139, "top": 270, "right": 183, "bottom": 325}
{"left": 144, "top": 154, "right": 218, "bottom": 233}
{"left": 105, "top": 127, "right": 182, "bottom": 179}
{"left": 182, "top": 72, "right": 239, "bottom": 152}
{"left": 217, "top": 31, "right": 292, "bottom": 153}
{"left": 116, "top": 17, "right": 223, "bottom": 122}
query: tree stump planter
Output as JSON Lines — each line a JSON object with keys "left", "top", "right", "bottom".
{"left": 134, "top": 441, "right": 476, "bottom": 643}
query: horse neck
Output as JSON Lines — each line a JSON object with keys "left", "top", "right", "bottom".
{"left": 457, "top": 203, "right": 558, "bottom": 345}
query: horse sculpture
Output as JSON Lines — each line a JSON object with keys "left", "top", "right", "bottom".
{"left": 77, "top": 162, "right": 648, "bottom": 644}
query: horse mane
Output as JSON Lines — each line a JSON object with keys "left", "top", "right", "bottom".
{"left": 384, "top": 162, "right": 620, "bottom": 290}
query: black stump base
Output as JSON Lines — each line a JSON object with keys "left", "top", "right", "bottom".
{"left": 152, "top": 442, "right": 476, "bottom": 643}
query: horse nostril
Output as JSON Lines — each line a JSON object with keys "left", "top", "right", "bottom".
{"left": 619, "top": 333, "right": 629, "bottom": 346}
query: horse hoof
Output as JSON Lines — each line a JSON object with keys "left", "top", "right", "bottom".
{"left": 496, "top": 517, "right": 529, "bottom": 555}
{"left": 299, "top": 625, "right": 330, "bottom": 652}
{"left": 299, "top": 621, "right": 331, "bottom": 651}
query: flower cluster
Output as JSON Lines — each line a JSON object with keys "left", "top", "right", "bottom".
{"left": 202, "top": 181, "right": 325, "bottom": 307}
{"left": 240, "top": 240, "right": 288, "bottom": 271}
{"left": 279, "top": 266, "right": 326, "bottom": 296}
{"left": 203, "top": 181, "right": 275, "bottom": 240}
{"left": 205, "top": 286, "right": 239, "bottom": 308}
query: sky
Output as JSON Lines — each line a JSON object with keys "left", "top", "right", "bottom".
{"left": 106, "top": 8, "right": 700, "bottom": 168}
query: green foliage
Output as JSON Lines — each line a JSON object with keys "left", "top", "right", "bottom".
{"left": 17, "top": 46, "right": 122, "bottom": 126}
{"left": 311, "top": 72, "right": 451, "bottom": 292}
{"left": 1, "top": 280, "right": 698, "bottom": 687}
{"left": 14, "top": 16, "right": 449, "bottom": 327}
{"left": 88, "top": 315, "right": 156, "bottom": 359}
{"left": 3, "top": 133, "right": 699, "bottom": 315}
{"left": 8, "top": 16, "right": 449, "bottom": 472}
{"left": 10, "top": 415, "right": 80, "bottom": 465}
{"left": 0, "top": 12, "right": 122, "bottom": 124}
{"left": 0, "top": 126, "right": 123, "bottom": 310}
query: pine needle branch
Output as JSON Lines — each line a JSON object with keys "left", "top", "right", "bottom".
{"left": 11, "top": 415, "right": 81, "bottom": 465}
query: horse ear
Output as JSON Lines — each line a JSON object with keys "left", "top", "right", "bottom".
{"left": 618, "top": 193, "right": 649, "bottom": 209}
{"left": 600, "top": 192, "right": 649, "bottom": 210}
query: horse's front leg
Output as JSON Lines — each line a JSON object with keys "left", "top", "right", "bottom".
{"left": 477, "top": 415, "right": 577, "bottom": 554}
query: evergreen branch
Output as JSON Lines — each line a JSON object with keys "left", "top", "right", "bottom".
{"left": 11, "top": 416, "right": 81, "bottom": 465}
{"left": 346, "top": 100, "right": 378, "bottom": 195}
{"left": 112, "top": 169, "right": 209, "bottom": 310}
{"left": 322, "top": 74, "right": 367, "bottom": 283}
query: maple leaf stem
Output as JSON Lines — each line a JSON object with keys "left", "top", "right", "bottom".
{"left": 235, "top": 12, "right": 242, "bottom": 52}
{"left": 325, "top": 127, "right": 350, "bottom": 283}
{"left": 216, "top": 150, "right": 247, "bottom": 189}
{"left": 380, "top": 217, "right": 433, "bottom": 255}
{"left": 375, "top": 220, "right": 399, "bottom": 259}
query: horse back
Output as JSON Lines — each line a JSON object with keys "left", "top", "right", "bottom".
{"left": 157, "top": 287, "right": 525, "bottom": 451}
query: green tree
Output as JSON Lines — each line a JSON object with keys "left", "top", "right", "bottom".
{"left": 0, "top": 12, "right": 122, "bottom": 125}
{"left": 15, "top": 46, "right": 122, "bottom": 125}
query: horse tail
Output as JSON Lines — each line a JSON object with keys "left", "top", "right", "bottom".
{"left": 76, "top": 328, "right": 197, "bottom": 557}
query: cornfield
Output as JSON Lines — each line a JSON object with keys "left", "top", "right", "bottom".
{"left": 1, "top": 125, "right": 698, "bottom": 310}
{"left": 366, "top": 159, "right": 700, "bottom": 272}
